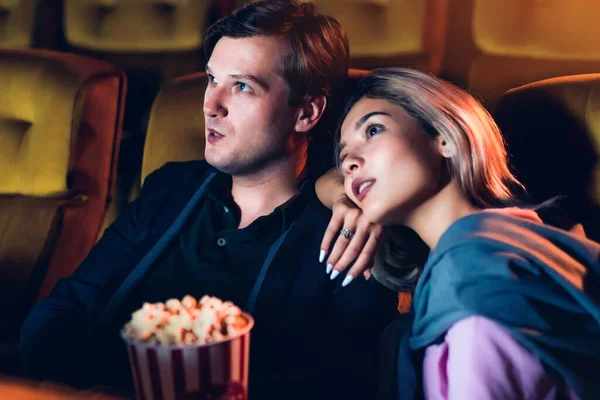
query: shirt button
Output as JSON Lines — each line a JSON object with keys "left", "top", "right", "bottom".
{"left": 217, "top": 238, "right": 226, "bottom": 246}
{"left": 224, "top": 206, "right": 229, "bottom": 213}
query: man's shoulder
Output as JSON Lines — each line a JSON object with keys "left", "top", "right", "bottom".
{"left": 128, "top": 160, "right": 218, "bottom": 224}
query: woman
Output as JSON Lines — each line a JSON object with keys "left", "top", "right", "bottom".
{"left": 322, "top": 68, "right": 600, "bottom": 399}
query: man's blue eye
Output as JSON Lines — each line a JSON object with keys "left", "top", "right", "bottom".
{"left": 238, "top": 82, "right": 249, "bottom": 91}
{"left": 208, "top": 75, "right": 216, "bottom": 83}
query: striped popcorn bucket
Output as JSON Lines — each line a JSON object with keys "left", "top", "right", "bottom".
{"left": 121, "top": 313, "right": 254, "bottom": 400}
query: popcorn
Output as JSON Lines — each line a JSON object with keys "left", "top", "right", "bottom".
{"left": 123, "top": 295, "right": 247, "bottom": 346}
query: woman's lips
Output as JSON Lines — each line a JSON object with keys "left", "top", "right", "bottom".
{"left": 353, "top": 179, "right": 375, "bottom": 202}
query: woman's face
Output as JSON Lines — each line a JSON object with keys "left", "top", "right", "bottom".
{"left": 339, "top": 97, "right": 444, "bottom": 226}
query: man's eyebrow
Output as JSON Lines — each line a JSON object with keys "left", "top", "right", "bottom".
{"left": 204, "top": 65, "right": 269, "bottom": 90}
{"left": 230, "top": 74, "right": 269, "bottom": 91}
{"left": 355, "top": 111, "right": 391, "bottom": 131}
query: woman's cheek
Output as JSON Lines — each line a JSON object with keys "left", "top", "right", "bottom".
{"left": 344, "top": 180, "right": 355, "bottom": 202}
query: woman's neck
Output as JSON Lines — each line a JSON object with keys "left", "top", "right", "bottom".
{"left": 405, "top": 180, "right": 481, "bottom": 250}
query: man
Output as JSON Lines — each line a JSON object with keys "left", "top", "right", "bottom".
{"left": 20, "top": 1, "right": 399, "bottom": 398}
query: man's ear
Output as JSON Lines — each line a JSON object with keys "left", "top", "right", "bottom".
{"left": 295, "top": 95, "right": 327, "bottom": 133}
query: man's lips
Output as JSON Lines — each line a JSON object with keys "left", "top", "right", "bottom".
{"left": 206, "top": 127, "right": 225, "bottom": 136}
{"left": 352, "top": 178, "right": 375, "bottom": 202}
{"left": 206, "top": 128, "right": 225, "bottom": 144}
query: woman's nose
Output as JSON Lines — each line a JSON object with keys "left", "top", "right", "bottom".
{"left": 342, "top": 154, "right": 362, "bottom": 176}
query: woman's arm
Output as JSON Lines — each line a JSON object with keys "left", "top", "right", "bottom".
{"left": 315, "top": 168, "right": 346, "bottom": 209}
{"left": 423, "top": 316, "right": 577, "bottom": 399}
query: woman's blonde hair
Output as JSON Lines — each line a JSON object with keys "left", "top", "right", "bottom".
{"left": 337, "top": 68, "right": 523, "bottom": 208}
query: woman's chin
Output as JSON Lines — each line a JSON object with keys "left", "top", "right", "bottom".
{"left": 369, "top": 206, "right": 410, "bottom": 228}
{"left": 362, "top": 198, "right": 408, "bottom": 226}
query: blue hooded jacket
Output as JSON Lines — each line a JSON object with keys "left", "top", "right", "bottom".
{"left": 410, "top": 209, "right": 600, "bottom": 399}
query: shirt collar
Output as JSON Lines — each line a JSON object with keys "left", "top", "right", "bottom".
{"left": 205, "top": 171, "right": 309, "bottom": 234}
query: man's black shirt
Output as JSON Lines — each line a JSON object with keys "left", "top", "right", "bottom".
{"left": 134, "top": 172, "right": 302, "bottom": 310}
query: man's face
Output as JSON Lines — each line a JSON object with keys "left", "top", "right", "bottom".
{"left": 203, "top": 36, "right": 299, "bottom": 176}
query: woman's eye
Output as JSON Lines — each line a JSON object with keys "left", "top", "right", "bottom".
{"left": 366, "top": 124, "right": 383, "bottom": 137}
{"left": 208, "top": 75, "right": 216, "bottom": 84}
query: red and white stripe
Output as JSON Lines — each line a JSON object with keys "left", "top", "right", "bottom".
{"left": 127, "top": 333, "right": 250, "bottom": 400}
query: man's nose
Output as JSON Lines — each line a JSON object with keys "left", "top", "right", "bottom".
{"left": 203, "top": 87, "right": 228, "bottom": 118}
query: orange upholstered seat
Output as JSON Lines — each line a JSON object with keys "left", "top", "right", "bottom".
{"left": 0, "top": 50, "right": 126, "bottom": 353}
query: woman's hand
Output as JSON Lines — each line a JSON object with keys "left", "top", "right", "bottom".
{"left": 320, "top": 194, "right": 383, "bottom": 287}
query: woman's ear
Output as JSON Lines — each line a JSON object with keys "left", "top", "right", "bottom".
{"left": 295, "top": 95, "right": 327, "bottom": 133}
{"left": 437, "top": 136, "right": 454, "bottom": 159}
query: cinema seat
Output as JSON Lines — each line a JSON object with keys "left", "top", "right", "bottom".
{"left": 313, "top": 0, "right": 448, "bottom": 72}
{"left": 495, "top": 74, "right": 600, "bottom": 241}
{"left": 443, "top": 0, "right": 600, "bottom": 110}
{"left": 0, "top": 49, "right": 126, "bottom": 373}
{"left": 62, "top": 0, "right": 212, "bottom": 79}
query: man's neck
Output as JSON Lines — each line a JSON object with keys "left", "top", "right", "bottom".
{"left": 230, "top": 162, "right": 304, "bottom": 229}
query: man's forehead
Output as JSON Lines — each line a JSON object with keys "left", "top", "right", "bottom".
{"left": 207, "top": 36, "right": 286, "bottom": 76}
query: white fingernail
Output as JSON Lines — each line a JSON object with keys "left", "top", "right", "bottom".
{"left": 330, "top": 270, "right": 340, "bottom": 280}
{"left": 342, "top": 275, "right": 354, "bottom": 287}
{"left": 326, "top": 263, "right": 333, "bottom": 274}
{"left": 319, "top": 250, "right": 326, "bottom": 263}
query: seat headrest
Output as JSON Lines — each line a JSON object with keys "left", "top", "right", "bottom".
{"left": 0, "top": 49, "right": 122, "bottom": 197}
{"left": 63, "top": 0, "right": 211, "bottom": 52}
{"left": 473, "top": 0, "right": 600, "bottom": 59}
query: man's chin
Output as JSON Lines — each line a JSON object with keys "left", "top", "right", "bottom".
{"left": 206, "top": 158, "right": 230, "bottom": 173}
{"left": 205, "top": 152, "right": 281, "bottom": 178}
{"left": 205, "top": 156, "right": 243, "bottom": 176}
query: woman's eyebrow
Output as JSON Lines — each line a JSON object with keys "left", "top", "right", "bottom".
{"left": 355, "top": 111, "right": 390, "bottom": 131}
